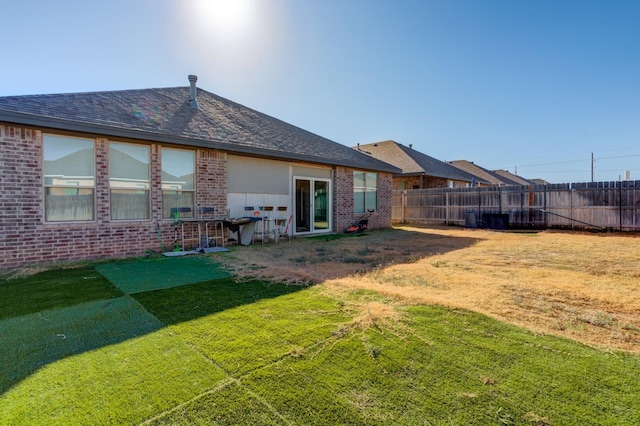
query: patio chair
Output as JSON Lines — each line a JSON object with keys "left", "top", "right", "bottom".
{"left": 259, "top": 206, "right": 274, "bottom": 244}
{"left": 273, "top": 206, "right": 291, "bottom": 243}
{"left": 244, "top": 206, "right": 264, "bottom": 244}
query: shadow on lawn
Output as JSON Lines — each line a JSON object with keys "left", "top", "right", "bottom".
{"left": 130, "top": 277, "right": 306, "bottom": 326}
{"left": 0, "top": 267, "right": 304, "bottom": 395}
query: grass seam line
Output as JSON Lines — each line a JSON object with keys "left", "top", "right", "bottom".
{"left": 157, "top": 335, "right": 297, "bottom": 426}
{"left": 235, "top": 380, "right": 297, "bottom": 426}
{"left": 138, "top": 377, "right": 237, "bottom": 425}
{"left": 140, "top": 375, "right": 296, "bottom": 426}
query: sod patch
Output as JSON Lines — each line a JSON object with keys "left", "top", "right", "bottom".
{"left": 0, "top": 296, "right": 163, "bottom": 394}
{"left": 0, "top": 330, "right": 228, "bottom": 425}
{"left": 95, "top": 256, "right": 230, "bottom": 294}
{"left": 0, "top": 267, "right": 122, "bottom": 320}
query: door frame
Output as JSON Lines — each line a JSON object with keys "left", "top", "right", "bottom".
{"left": 293, "top": 176, "right": 332, "bottom": 235}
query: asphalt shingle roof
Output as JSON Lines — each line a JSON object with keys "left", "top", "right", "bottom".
{"left": 447, "top": 160, "right": 533, "bottom": 186}
{"left": 492, "top": 169, "right": 533, "bottom": 186}
{"left": 354, "top": 140, "right": 483, "bottom": 182}
{"left": 0, "top": 85, "right": 399, "bottom": 173}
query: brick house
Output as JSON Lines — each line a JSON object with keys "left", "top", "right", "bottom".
{"left": 353, "top": 140, "right": 485, "bottom": 189}
{"left": 0, "top": 76, "right": 399, "bottom": 270}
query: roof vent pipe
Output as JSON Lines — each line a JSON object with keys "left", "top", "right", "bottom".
{"left": 188, "top": 75, "right": 199, "bottom": 109}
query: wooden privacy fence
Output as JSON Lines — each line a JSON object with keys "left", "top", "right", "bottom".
{"left": 392, "top": 180, "right": 640, "bottom": 231}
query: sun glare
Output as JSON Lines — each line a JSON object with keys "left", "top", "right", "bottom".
{"left": 175, "top": 0, "right": 288, "bottom": 89}
{"left": 192, "top": 0, "right": 256, "bottom": 39}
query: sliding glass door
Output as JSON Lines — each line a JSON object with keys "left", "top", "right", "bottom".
{"left": 295, "top": 178, "right": 331, "bottom": 234}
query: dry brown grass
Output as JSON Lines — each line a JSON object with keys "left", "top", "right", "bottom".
{"left": 2, "top": 266, "right": 50, "bottom": 280}
{"left": 219, "top": 226, "right": 640, "bottom": 353}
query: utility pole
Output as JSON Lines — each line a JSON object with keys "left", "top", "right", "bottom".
{"left": 591, "top": 152, "right": 594, "bottom": 182}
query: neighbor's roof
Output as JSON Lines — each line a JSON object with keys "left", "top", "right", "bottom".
{"left": 492, "top": 169, "right": 534, "bottom": 186}
{"left": 447, "top": 160, "right": 533, "bottom": 186}
{"left": 0, "top": 84, "right": 399, "bottom": 173}
{"left": 354, "top": 140, "right": 485, "bottom": 183}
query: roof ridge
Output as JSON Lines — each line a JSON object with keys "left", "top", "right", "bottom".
{"left": 0, "top": 86, "right": 189, "bottom": 99}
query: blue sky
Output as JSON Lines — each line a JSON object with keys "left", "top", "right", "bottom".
{"left": 2, "top": 0, "right": 639, "bottom": 183}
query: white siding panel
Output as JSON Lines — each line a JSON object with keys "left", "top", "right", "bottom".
{"left": 227, "top": 193, "right": 291, "bottom": 218}
{"left": 292, "top": 165, "right": 332, "bottom": 179}
{"left": 228, "top": 155, "right": 289, "bottom": 194}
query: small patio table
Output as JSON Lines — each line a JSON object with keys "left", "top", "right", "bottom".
{"left": 222, "top": 217, "right": 259, "bottom": 246}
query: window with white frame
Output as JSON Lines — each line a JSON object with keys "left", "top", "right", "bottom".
{"left": 353, "top": 171, "right": 378, "bottom": 213}
{"left": 43, "top": 134, "right": 95, "bottom": 222}
{"left": 110, "top": 142, "right": 150, "bottom": 220}
{"left": 161, "top": 147, "right": 195, "bottom": 219}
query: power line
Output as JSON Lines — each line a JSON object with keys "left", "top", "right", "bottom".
{"left": 597, "top": 153, "right": 640, "bottom": 161}
{"left": 500, "top": 152, "right": 640, "bottom": 171}
{"left": 515, "top": 158, "right": 590, "bottom": 169}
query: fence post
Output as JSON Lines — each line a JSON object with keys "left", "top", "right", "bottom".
{"left": 544, "top": 185, "right": 548, "bottom": 228}
{"left": 446, "top": 191, "right": 450, "bottom": 225}
{"left": 528, "top": 185, "right": 534, "bottom": 225}
{"left": 478, "top": 188, "right": 481, "bottom": 224}
{"left": 520, "top": 190, "right": 524, "bottom": 228}
{"left": 570, "top": 187, "right": 574, "bottom": 230}
{"left": 619, "top": 181, "right": 623, "bottom": 231}
{"left": 402, "top": 190, "right": 406, "bottom": 224}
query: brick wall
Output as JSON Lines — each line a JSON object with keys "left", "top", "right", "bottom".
{"left": 0, "top": 125, "right": 44, "bottom": 269}
{"left": 374, "top": 172, "right": 394, "bottom": 228}
{"left": 196, "top": 149, "right": 228, "bottom": 214}
{"left": 0, "top": 125, "right": 228, "bottom": 271}
{"left": 333, "top": 166, "right": 354, "bottom": 232}
{"left": 333, "top": 166, "right": 393, "bottom": 233}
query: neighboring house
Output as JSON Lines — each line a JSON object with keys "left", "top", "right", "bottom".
{"left": 492, "top": 169, "right": 535, "bottom": 186}
{"left": 0, "top": 76, "right": 399, "bottom": 270}
{"left": 353, "top": 140, "right": 486, "bottom": 189}
{"left": 447, "top": 160, "right": 534, "bottom": 186}
{"left": 530, "top": 178, "right": 548, "bottom": 185}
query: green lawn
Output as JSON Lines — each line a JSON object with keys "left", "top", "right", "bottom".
{"left": 1, "top": 258, "right": 638, "bottom": 425}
